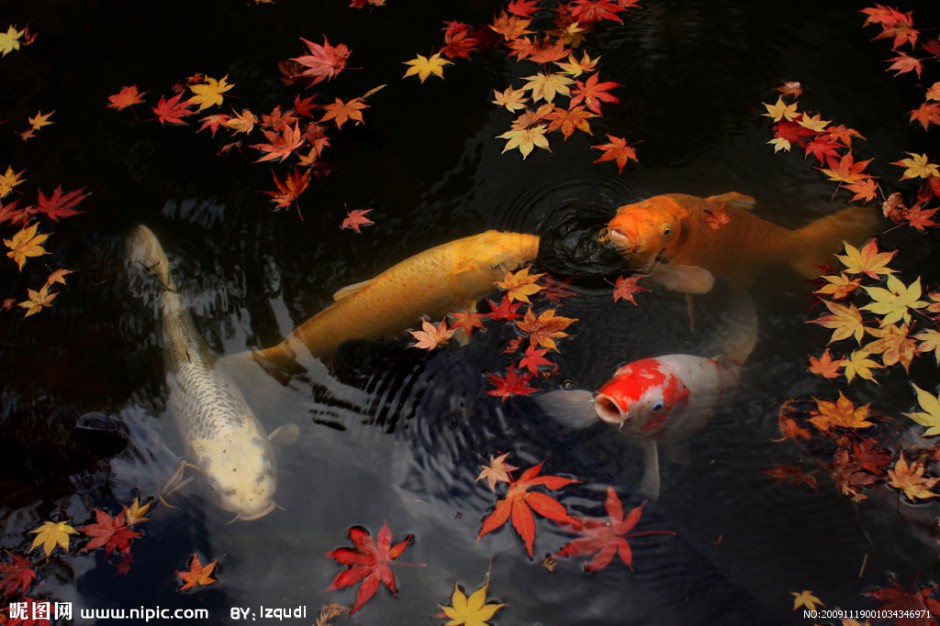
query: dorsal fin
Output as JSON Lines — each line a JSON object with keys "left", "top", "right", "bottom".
{"left": 705, "top": 192, "right": 756, "bottom": 211}
{"left": 332, "top": 279, "right": 374, "bottom": 301}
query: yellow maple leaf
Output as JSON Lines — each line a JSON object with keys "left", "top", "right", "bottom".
{"left": 0, "top": 25, "right": 25, "bottom": 57}
{"left": 864, "top": 324, "right": 917, "bottom": 371}
{"left": 763, "top": 97, "right": 799, "bottom": 122}
{"left": 888, "top": 453, "right": 939, "bottom": 501}
{"left": 123, "top": 497, "right": 153, "bottom": 526}
{"left": 767, "top": 137, "right": 792, "bottom": 152}
{"left": 515, "top": 308, "right": 577, "bottom": 351}
{"left": 0, "top": 165, "right": 25, "bottom": 198}
{"left": 810, "top": 392, "right": 874, "bottom": 431}
{"left": 892, "top": 152, "right": 940, "bottom": 180}
{"left": 835, "top": 240, "right": 895, "bottom": 280}
{"left": 440, "top": 581, "right": 505, "bottom": 626}
{"left": 28, "top": 110, "right": 54, "bottom": 132}
{"left": 915, "top": 328, "right": 940, "bottom": 364}
{"left": 905, "top": 383, "right": 940, "bottom": 437}
{"left": 30, "top": 520, "right": 78, "bottom": 558}
{"left": 497, "top": 125, "right": 550, "bottom": 159}
{"left": 497, "top": 265, "right": 544, "bottom": 303}
{"left": 814, "top": 273, "right": 861, "bottom": 300}
{"left": 861, "top": 275, "right": 927, "bottom": 326}
{"left": 521, "top": 72, "right": 574, "bottom": 103}
{"left": 4, "top": 223, "right": 51, "bottom": 270}
{"left": 18, "top": 284, "right": 58, "bottom": 317}
{"left": 402, "top": 52, "right": 452, "bottom": 83}
{"left": 791, "top": 589, "right": 824, "bottom": 611}
{"left": 491, "top": 86, "right": 528, "bottom": 112}
{"left": 842, "top": 349, "right": 882, "bottom": 384}
{"left": 808, "top": 299, "right": 867, "bottom": 345}
{"left": 187, "top": 75, "right": 234, "bottom": 111}
{"left": 223, "top": 108, "right": 258, "bottom": 134}
{"left": 797, "top": 112, "right": 830, "bottom": 132}
{"left": 554, "top": 51, "right": 600, "bottom": 77}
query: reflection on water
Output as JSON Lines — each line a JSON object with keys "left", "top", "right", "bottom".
{"left": 2, "top": 0, "right": 939, "bottom": 624}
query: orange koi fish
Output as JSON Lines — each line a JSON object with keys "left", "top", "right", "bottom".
{"left": 603, "top": 192, "right": 878, "bottom": 293}
{"left": 251, "top": 231, "right": 540, "bottom": 369}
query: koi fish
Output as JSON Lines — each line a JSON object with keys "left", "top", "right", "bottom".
{"left": 538, "top": 294, "right": 757, "bottom": 499}
{"left": 603, "top": 192, "right": 878, "bottom": 293}
{"left": 126, "top": 225, "right": 297, "bottom": 521}
{"left": 251, "top": 230, "right": 540, "bottom": 369}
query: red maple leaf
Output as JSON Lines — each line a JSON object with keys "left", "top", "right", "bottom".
{"left": 292, "top": 37, "right": 351, "bottom": 86}
{"left": 886, "top": 52, "right": 923, "bottom": 77}
{"left": 852, "top": 438, "right": 892, "bottom": 476}
{"left": 326, "top": 522, "right": 416, "bottom": 614}
{"left": 803, "top": 136, "right": 842, "bottom": 163}
{"left": 252, "top": 122, "right": 305, "bottom": 163}
{"left": 518, "top": 344, "right": 554, "bottom": 374}
{"left": 477, "top": 461, "right": 579, "bottom": 558}
{"left": 35, "top": 186, "right": 88, "bottom": 221}
{"left": 152, "top": 93, "right": 194, "bottom": 126}
{"left": 448, "top": 309, "right": 486, "bottom": 338}
{"left": 773, "top": 119, "right": 816, "bottom": 147}
{"left": 862, "top": 576, "right": 940, "bottom": 626}
{"left": 341, "top": 208, "right": 374, "bottom": 233}
{"left": 79, "top": 509, "right": 141, "bottom": 556}
{"left": 442, "top": 21, "right": 479, "bottom": 60}
{"left": 263, "top": 168, "right": 311, "bottom": 210}
{"left": 507, "top": 0, "right": 540, "bottom": 18}
{"left": 554, "top": 487, "right": 674, "bottom": 571}
{"left": 606, "top": 275, "right": 649, "bottom": 306}
{"left": 107, "top": 85, "right": 146, "bottom": 111}
{"left": 591, "top": 134, "right": 637, "bottom": 173}
{"left": 485, "top": 295, "right": 523, "bottom": 321}
{"left": 485, "top": 368, "right": 538, "bottom": 401}
{"left": 910, "top": 102, "right": 940, "bottom": 130}
{"left": 569, "top": 73, "right": 621, "bottom": 115}
{"left": 570, "top": 0, "right": 628, "bottom": 24}
{"left": 904, "top": 204, "right": 939, "bottom": 231}
{"left": 0, "top": 199, "right": 32, "bottom": 226}
{"left": 0, "top": 553, "right": 37, "bottom": 598}
{"left": 541, "top": 275, "right": 576, "bottom": 304}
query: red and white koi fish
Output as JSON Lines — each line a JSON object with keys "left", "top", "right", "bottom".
{"left": 538, "top": 295, "right": 757, "bottom": 499}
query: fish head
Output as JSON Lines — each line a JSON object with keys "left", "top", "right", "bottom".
{"left": 454, "top": 231, "right": 541, "bottom": 283}
{"left": 592, "top": 357, "right": 690, "bottom": 437}
{"left": 193, "top": 428, "right": 279, "bottom": 521}
{"left": 603, "top": 196, "right": 688, "bottom": 272}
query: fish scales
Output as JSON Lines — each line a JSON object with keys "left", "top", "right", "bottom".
{"left": 253, "top": 231, "right": 539, "bottom": 368}
{"left": 127, "top": 225, "right": 280, "bottom": 521}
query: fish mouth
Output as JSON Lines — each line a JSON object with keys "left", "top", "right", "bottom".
{"left": 232, "top": 500, "right": 278, "bottom": 522}
{"left": 593, "top": 394, "right": 627, "bottom": 426}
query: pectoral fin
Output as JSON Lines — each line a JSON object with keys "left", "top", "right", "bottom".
{"left": 640, "top": 440, "right": 661, "bottom": 500}
{"left": 533, "top": 389, "right": 599, "bottom": 430}
{"left": 268, "top": 423, "right": 300, "bottom": 445}
{"left": 652, "top": 264, "right": 715, "bottom": 294}
{"left": 705, "top": 192, "right": 756, "bottom": 211}
{"left": 333, "top": 279, "right": 374, "bottom": 301}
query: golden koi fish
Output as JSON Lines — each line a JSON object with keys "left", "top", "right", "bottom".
{"left": 603, "top": 192, "right": 878, "bottom": 293}
{"left": 251, "top": 230, "right": 540, "bottom": 368}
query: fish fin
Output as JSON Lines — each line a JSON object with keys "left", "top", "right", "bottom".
{"left": 640, "top": 440, "right": 661, "bottom": 500}
{"left": 664, "top": 441, "right": 690, "bottom": 464}
{"left": 651, "top": 264, "right": 715, "bottom": 294}
{"left": 333, "top": 279, "right": 374, "bottom": 301}
{"left": 705, "top": 192, "right": 756, "bottom": 211}
{"left": 533, "top": 389, "right": 599, "bottom": 430}
{"left": 790, "top": 205, "right": 879, "bottom": 278}
{"left": 268, "top": 423, "right": 300, "bottom": 445}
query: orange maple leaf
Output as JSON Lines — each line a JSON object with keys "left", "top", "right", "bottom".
{"left": 591, "top": 134, "right": 637, "bottom": 173}
{"left": 320, "top": 97, "right": 368, "bottom": 129}
{"left": 497, "top": 265, "right": 544, "bottom": 303}
{"left": 809, "top": 392, "right": 874, "bottom": 432}
{"left": 107, "top": 85, "right": 146, "bottom": 110}
{"left": 177, "top": 554, "right": 217, "bottom": 591}
{"left": 807, "top": 348, "right": 845, "bottom": 379}
{"left": 409, "top": 317, "right": 455, "bottom": 350}
{"left": 515, "top": 308, "right": 577, "bottom": 351}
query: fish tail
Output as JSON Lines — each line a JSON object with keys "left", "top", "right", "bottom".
{"left": 789, "top": 206, "right": 879, "bottom": 278}
{"left": 126, "top": 224, "right": 175, "bottom": 290}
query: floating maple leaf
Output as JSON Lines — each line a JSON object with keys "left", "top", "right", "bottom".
{"left": 497, "top": 265, "right": 544, "bottom": 303}
{"left": 448, "top": 309, "right": 486, "bottom": 339}
{"left": 591, "top": 134, "right": 637, "bottom": 173}
{"left": 409, "top": 317, "right": 455, "bottom": 350}
{"left": 807, "top": 348, "right": 845, "bottom": 379}
{"left": 153, "top": 93, "right": 194, "bottom": 126}
{"left": 264, "top": 168, "right": 311, "bottom": 210}
{"left": 569, "top": 73, "right": 620, "bottom": 115}
{"left": 497, "top": 125, "right": 550, "bottom": 159}
{"left": 607, "top": 275, "right": 649, "bottom": 306}
{"left": 19, "top": 284, "right": 58, "bottom": 317}
{"left": 177, "top": 554, "right": 218, "bottom": 591}
{"left": 478, "top": 461, "right": 578, "bottom": 558}
{"left": 485, "top": 368, "right": 537, "bottom": 401}
{"left": 4, "top": 223, "right": 50, "bottom": 271}
{"left": 187, "top": 75, "right": 234, "bottom": 111}
{"left": 402, "top": 52, "right": 452, "bottom": 83}
{"left": 809, "top": 392, "right": 874, "bottom": 431}
{"left": 439, "top": 580, "right": 505, "bottom": 626}
{"left": 29, "top": 520, "right": 78, "bottom": 559}
{"left": 476, "top": 452, "right": 518, "bottom": 492}
{"left": 293, "top": 37, "right": 351, "bottom": 85}
{"left": 320, "top": 97, "right": 368, "bottom": 129}
{"left": 0, "top": 554, "right": 37, "bottom": 598}
{"left": 518, "top": 344, "right": 554, "bottom": 374}
{"left": 888, "top": 453, "right": 939, "bottom": 502}
{"left": 107, "top": 85, "right": 146, "bottom": 110}
{"left": 80, "top": 509, "right": 141, "bottom": 556}
{"left": 515, "top": 308, "right": 577, "bottom": 351}
{"left": 554, "top": 488, "right": 674, "bottom": 572}
{"left": 862, "top": 575, "right": 940, "bottom": 622}
{"left": 340, "top": 208, "right": 374, "bottom": 233}
{"left": 35, "top": 186, "right": 88, "bottom": 221}
{"left": 326, "top": 522, "right": 416, "bottom": 614}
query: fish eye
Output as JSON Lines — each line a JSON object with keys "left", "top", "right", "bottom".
{"left": 662, "top": 226, "right": 672, "bottom": 236}
{"left": 651, "top": 402, "right": 664, "bottom": 412}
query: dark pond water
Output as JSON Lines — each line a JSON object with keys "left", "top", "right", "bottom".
{"left": 2, "top": 0, "right": 940, "bottom": 624}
